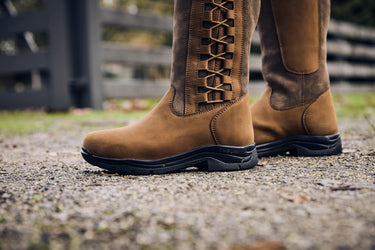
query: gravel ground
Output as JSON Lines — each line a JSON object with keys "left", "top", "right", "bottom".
{"left": 0, "top": 117, "right": 374, "bottom": 250}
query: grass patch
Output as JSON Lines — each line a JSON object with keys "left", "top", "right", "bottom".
{"left": 0, "top": 93, "right": 373, "bottom": 137}
{"left": 333, "top": 93, "right": 375, "bottom": 118}
{"left": 0, "top": 108, "right": 153, "bottom": 137}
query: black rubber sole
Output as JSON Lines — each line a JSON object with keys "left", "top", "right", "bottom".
{"left": 81, "top": 144, "right": 258, "bottom": 175}
{"left": 256, "top": 133, "right": 342, "bottom": 158}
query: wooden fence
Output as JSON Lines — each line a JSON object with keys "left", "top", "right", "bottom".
{"left": 0, "top": 0, "right": 103, "bottom": 109}
{"left": 0, "top": 0, "right": 374, "bottom": 109}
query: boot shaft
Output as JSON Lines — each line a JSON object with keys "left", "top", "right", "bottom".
{"left": 170, "top": 0, "right": 260, "bottom": 115}
{"left": 258, "top": 0, "right": 331, "bottom": 110}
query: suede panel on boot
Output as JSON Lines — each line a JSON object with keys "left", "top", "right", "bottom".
{"left": 84, "top": 88, "right": 253, "bottom": 160}
{"left": 271, "top": 0, "right": 319, "bottom": 74}
{"left": 258, "top": 0, "right": 330, "bottom": 109}
{"left": 170, "top": 0, "right": 192, "bottom": 115}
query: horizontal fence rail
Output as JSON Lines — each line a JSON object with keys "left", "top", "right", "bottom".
{"left": 328, "top": 20, "right": 375, "bottom": 41}
{"left": 0, "top": 9, "right": 48, "bottom": 37}
{"left": 101, "top": 8, "right": 173, "bottom": 32}
{"left": 0, "top": 52, "right": 49, "bottom": 75}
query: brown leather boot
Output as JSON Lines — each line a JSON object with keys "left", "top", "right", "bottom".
{"left": 251, "top": 0, "right": 342, "bottom": 157}
{"left": 82, "top": 0, "right": 261, "bottom": 174}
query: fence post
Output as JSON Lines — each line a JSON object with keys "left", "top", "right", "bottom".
{"left": 45, "top": 0, "right": 72, "bottom": 110}
{"left": 67, "top": 0, "right": 103, "bottom": 109}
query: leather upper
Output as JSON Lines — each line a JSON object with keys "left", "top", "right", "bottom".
{"left": 83, "top": 0, "right": 261, "bottom": 161}
{"left": 84, "top": 89, "right": 254, "bottom": 160}
{"left": 252, "top": 87, "right": 338, "bottom": 145}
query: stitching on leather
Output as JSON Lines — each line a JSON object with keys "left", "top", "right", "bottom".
{"left": 301, "top": 89, "right": 330, "bottom": 135}
{"left": 185, "top": 0, "right": 197, "bottom": 115}
{"left": 302, "top": 74, "right": 305, "bottom": 105}
{"left": 194, "top": 0, "right": 205, "bottom": 112}
{"left": 318, "top": 0, "right": 322, "bottom": 67}
{"left": 210, "top": 95, "right": 244, "bottom": 145}
{"left": 237, "top": 0, "right": 244, "bottom": 99}
{"left": 181, "top": 1, "right": 191, "bottom": 116}
{"left": 302, "top": 102, "right": 313, "bottom": 135}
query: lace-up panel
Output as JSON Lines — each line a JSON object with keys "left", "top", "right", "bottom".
{"left": 197, "top": 0, "right": 235, "bottom": 106}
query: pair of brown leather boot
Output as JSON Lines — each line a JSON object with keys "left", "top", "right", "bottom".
{"left": 82, "top": 0, "right": 342, "bottom": 175}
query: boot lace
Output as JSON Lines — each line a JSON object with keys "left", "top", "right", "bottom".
{"left": 197, "top": 0, "right": 235, "bottom": 105}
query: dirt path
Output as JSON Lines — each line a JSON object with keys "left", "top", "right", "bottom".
{"left": 0, "top": 118, "right": 374, "bottom": 250}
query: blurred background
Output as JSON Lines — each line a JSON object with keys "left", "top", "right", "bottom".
{"left": 0, "top": 0, "right": 374, "bottom": 110}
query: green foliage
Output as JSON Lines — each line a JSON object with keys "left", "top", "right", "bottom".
{"left": 100, "top": 0, "right": 173, "bottom": 16}
{"left": 332, "top": 0, "right": 375, "bottom": 27}
{"left": 102, "top": 27, "right": 172, "bottom": 47}
{"left": 0, "top": 108, "right": 151, "bottom": 137}
{"left": 101, "top": 0, "right": 173, "bottom": 47}
{"left": 333, "top": 92, "right": 375, "bottom": 118}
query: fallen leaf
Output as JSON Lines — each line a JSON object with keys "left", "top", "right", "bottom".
{"left": 121, "top": 99, "right": 149, "bottom": 111}
{"left": 87, "top": 183, "right": 102, "bottom": 187}
{"left": 280, "top": 192, "right": 310, "bottom": 204}
{"left": 100, "top": 171, "right": 119, "bottom": 176}
{"left": 330, "top": 185, "right": 363, "bottom": 191}
{"left": 257, "top": 161, "right": 268, "bottom": 167}
{"left": 342, "top": 149, "right": 356, "bottom": 154}
{"left": 48, "top": 152, "right": 58, "bottom": 156}
{"left": 228, "top": 240, "right": 286, "bottom": 250}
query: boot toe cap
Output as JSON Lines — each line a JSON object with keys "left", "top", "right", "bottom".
{"left": 83, "top": 129, "right": 126, "bottom": 159}
{"left": 83, "top": 130, "right": 106, "bottom": 157}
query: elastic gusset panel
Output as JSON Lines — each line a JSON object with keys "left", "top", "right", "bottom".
{"left": 270, "top": 0, "right": 320, "bottom": 74}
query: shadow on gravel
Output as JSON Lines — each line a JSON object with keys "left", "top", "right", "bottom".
{"left": 82, "top": 166, "right": 221, "bottom": 177}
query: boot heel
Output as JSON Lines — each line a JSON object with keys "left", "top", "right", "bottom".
{"left": 292, "top": 133, "right": 342, "bottom": 156}
{"left": 200, "top": 146, "right": 258, "bottom": 172}
{"left": 257, "top": 133, "right": 342, "bottom": 157}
